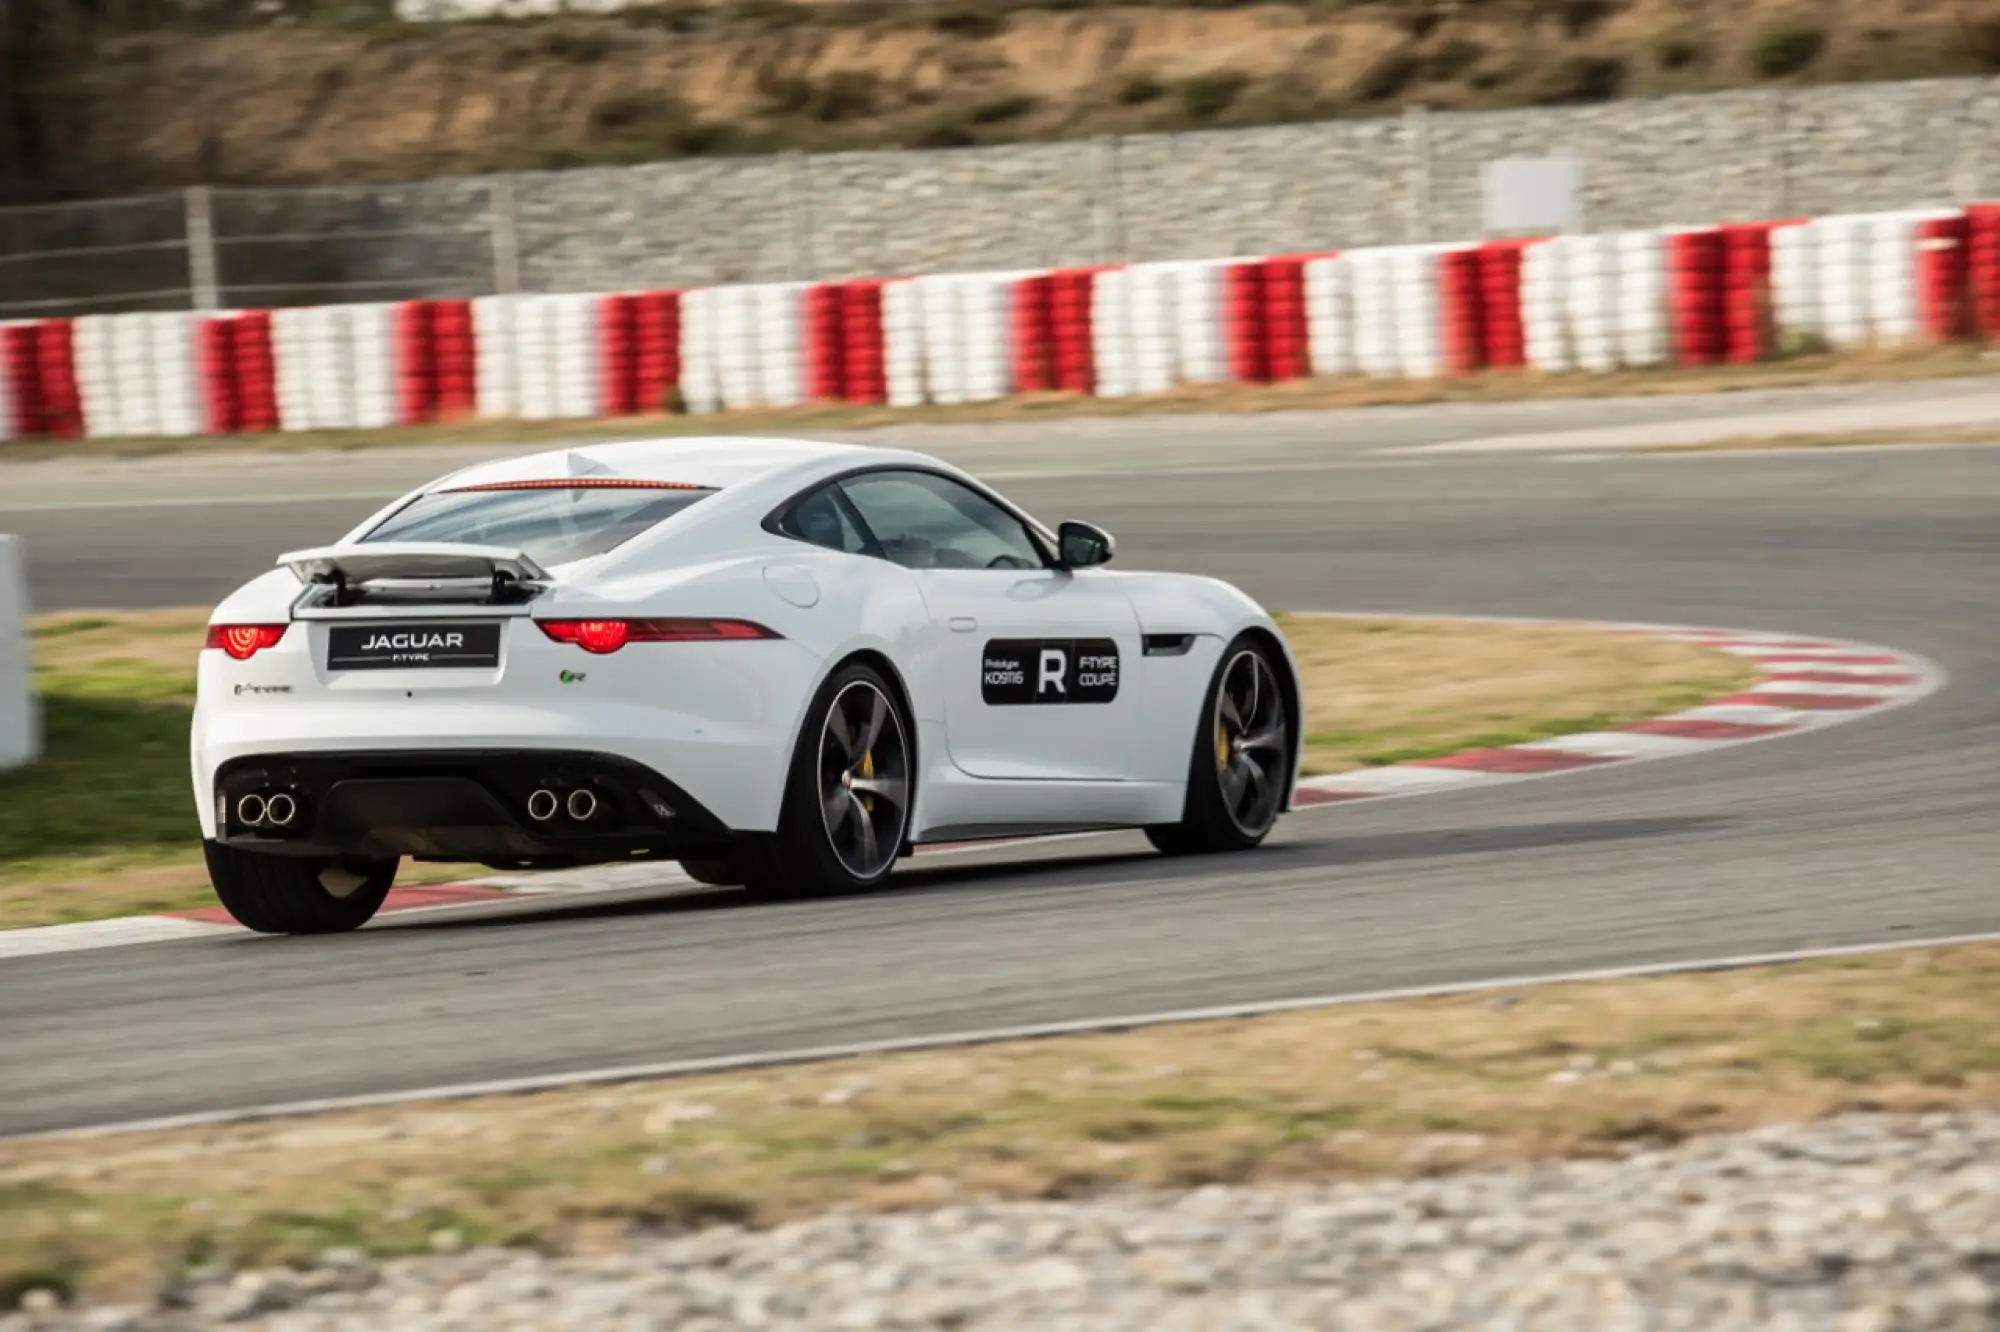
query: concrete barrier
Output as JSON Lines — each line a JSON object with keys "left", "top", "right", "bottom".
{"left": 0, "top": 535, "right": 41, "bottom": 772}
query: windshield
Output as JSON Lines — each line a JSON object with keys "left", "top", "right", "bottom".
{"left": 362, "top": 484, "right": 717, "bottom": 567}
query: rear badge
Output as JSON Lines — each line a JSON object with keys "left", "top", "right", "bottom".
{"left": 326, "top": 622, "right": 503, "bottom": 671}
{"left": 560, "top": 670, "right": 588, "bottom": 684}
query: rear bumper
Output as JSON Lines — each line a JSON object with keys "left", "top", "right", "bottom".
{"left": 210, "top": 749, "right": 738, "bottom": 866}
{"left": 191, "top": 636, "right": 824, "bottom": 842}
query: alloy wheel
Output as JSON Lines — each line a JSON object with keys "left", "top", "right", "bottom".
{"left": 818, "top": 680, "right": 911, "bottom": 880}
{"left": 1212, "top": 648, "right": 1289, "bottom": 838}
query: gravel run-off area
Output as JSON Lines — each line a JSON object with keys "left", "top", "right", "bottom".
{"left": 11, "top": 1110, "right": 2000, "bottom": 1331}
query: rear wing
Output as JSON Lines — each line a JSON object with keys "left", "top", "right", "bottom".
{"left": 278, "top": 543, "right": 554, "bottom": 611}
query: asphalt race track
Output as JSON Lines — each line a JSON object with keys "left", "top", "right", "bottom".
{"left": 2, "top": 390, "right": 1998, "bottom": 1137}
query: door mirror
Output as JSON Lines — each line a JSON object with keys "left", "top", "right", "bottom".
{"left": 1056, "top": 521, "right": 1115, "bottom": 569}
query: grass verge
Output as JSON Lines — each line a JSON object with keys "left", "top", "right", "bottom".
{"left": 5, "top": 940, "right": 1998, "bottom": 1304}
{"left": 0, "top": 612, "right": 1750, "bottom": 929}
{"left": 1, "top": 346, "right": 1994, "bottom": 464}
{"left": 1282, "top": 614, "right": 1752, "bottom": 775}
{"left": 0, "top": 612, "right": 483, "bottom": 927}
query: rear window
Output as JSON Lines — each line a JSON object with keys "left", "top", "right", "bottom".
{"left": 363, "top": 484, "right": 717, "bottom": 567}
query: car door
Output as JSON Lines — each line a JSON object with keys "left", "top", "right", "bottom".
{"left": 837, "top": 469, "right": 1143, "bottom": 782}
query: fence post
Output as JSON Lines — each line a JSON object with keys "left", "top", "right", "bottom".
{"left": 1767, "top": 88, "right": 1788, "bottom": 221}
{"left": 1403, "top": 105, "right": 1433, "bottom": 244}
{"left": 184, "top": 185, "right": 221, "bottom": 311}
{"left": 1949, "top": 85, "right": 1985, "bottom": 203}
{"left": 490, "top": 174, "right": 521, "bottom": 295}
{"left": 1092, "top": 135, "right": 1123, "bottom": 266}
{"left": 784, "top": 150, "right": 813, "bottom": 281}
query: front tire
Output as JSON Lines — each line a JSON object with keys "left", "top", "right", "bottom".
{"left": 741, "top": 662, "right": 913, "bottom": 902}
{"left": 1147, "top": 635, "right": 1294, "bottom": 857}
{"left": 203, "top": 841, "right": 398, "bottom": 935}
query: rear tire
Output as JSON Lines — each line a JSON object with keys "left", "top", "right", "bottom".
{"left": 741, "top": 661, "right": 913, "bottom": 902}
{"left": 203, "top": 841, "right": 398, "bottom": 935}
{"left": 1146, "top": 634, "right": 1294, "bottom": 857}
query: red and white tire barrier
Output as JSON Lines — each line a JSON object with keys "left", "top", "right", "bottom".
{"left": 1304, "top": 255, "right": 1354, "bottom": 377}
{"left": 882, "top": 279, "right": 923, "bottom": 410}
{"left": 0, "top": 614, "right": 1940, "bottom": 959}
{"left": 5, "top": 203, "right": 2000, "bottom": 445}
{"left": 1970, "top": 203, "right": 2000, "bottom": 341}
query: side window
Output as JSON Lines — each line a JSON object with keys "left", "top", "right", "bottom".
{"left": 777, "top": 484, "right": 872, "bottom": 555}
{"left": 838, "top": 472, "right": 1045, "bottom": 571}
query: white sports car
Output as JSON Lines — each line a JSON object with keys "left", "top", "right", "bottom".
{"left": 193, "top": 438, "right": 1303, "bottom": 933}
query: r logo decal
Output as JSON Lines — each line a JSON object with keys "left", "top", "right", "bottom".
{"left": 1037, "top": 648, "right": 1068, "bottom": 698}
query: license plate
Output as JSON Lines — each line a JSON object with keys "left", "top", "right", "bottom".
{"left": 327, "top": 622, "right": 503, "bottom": 671}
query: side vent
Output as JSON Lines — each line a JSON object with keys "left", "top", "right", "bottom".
{"left": 1143, "top": 634, "right": 1197, "bottom": 657}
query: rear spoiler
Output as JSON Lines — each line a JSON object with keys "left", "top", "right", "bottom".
{"left": 280, "top": 543, "right": 553, "bottom": 587}
{"left": 279, "top": 543, "right": 554, "bottom": 608}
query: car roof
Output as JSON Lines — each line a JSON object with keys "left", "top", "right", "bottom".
{"left": 430, "top": 437, "right": 931, "bottom": 494}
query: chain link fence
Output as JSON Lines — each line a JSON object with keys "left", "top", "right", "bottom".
{"left": 5, "top": 77, "right": 1994, "bottom": 321}
{"left": 0, "top": 193, "right": 194, "bottom": 317}
{"left": 0, "top": 181, "right": 511, "bottom": 319}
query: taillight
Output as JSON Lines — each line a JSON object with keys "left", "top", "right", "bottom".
{"left": 539, "top": 620, "right": 632, "bottom": 655}
{"left": 206, "top": 624, "right": 289, "bottom": 661}
{"left": 536, "top": 618, "right": 781, "bottom": 654}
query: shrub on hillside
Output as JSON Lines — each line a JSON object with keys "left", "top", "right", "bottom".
{"left": 1751, "top": 22, "right": 1826, "bottom": 76}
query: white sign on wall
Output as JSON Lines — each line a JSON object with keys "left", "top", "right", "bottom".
{"left": 1482, "top": 158, "right": 1582, "bottom": 236}
{"left": 0, "top": 535, "right": 41, "bottom": 772}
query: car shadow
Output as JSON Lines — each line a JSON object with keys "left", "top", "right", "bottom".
{"left": 372, "top": 813, "right": 1721, "bottom": 936}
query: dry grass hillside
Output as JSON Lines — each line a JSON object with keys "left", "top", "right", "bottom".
{"left": 36, "top": 0, "right": 2000, "bottom": 190}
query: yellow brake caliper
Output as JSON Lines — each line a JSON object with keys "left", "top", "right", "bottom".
{"left": 1216, "top": 721, "right": 1232, "bottom": 769}
{"left": 859, "top": 749, "right": 876, "bottom": 812}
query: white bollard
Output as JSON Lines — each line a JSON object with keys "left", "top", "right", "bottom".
{"left": 0, "top": 535, "right": 41, "bottom": 773}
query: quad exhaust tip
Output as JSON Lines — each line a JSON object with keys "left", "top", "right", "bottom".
{"left": 236, "top": 793, "right": 268, "bottom": 827}
{"left": 264, "top": 793, "right": 298, "bottom": 828}
{"left": 566, "top": 788, "right": 600, "bottom": 822}
{"left": 526, "top": 789, "right": 560, "bottom": 823}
